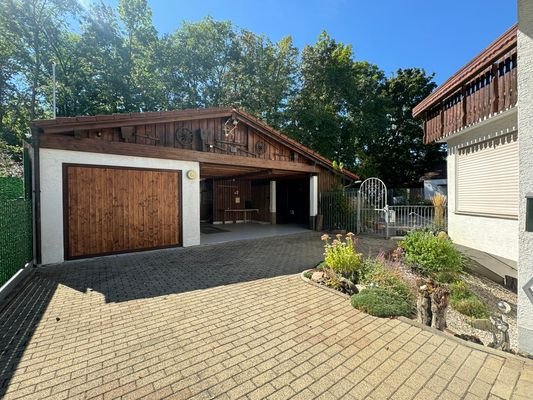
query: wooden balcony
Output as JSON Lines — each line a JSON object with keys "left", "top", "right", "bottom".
{"left": 413, "top": 25, "right": 517, "bottom": 144}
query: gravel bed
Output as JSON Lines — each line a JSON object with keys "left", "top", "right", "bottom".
{"left": 391, "top": 258, "right": 518, "bottom": 352}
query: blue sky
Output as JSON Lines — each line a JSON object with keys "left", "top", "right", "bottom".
{"left": 102, "top": 0, "right": 517, "bottom": 85}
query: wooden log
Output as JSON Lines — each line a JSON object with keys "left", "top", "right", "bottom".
{"left": 431, "top": 285, "right": 450, "bottom": 331}
{"left": 416, "top": 279, "right": 432, "bottom": 326}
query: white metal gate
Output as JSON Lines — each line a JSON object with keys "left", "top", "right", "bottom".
{"left": 357, "top": 178, "right": 389, "bottom": 237}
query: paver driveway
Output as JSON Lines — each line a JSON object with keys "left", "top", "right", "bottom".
{"left": 1, "top": 232, "right": 532, "bottom": 399}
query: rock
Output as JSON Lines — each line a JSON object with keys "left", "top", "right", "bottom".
{"left": 339, "top": 277, "right": 358, "bottom": 295}
{"left": 468, "top": 318, "right": 493, "bottom": 332}
{"left": 311, "top": 271, "right": 327, "bottom": 283}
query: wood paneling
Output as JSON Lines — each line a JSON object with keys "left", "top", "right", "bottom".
{"left": 251, "top": 181, "right": 271, "bottom": 222}
{"left": 212, "top": 179, "right": 252, "bottom": 222}
{"left": 40, "top": 136, "right": 319, "bottom": 174}
{"left": 64, "top": 165, "right": 181, "bottom": 259}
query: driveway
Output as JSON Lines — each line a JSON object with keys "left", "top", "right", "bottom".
{"left": 0, "top": 232, "right": 532, "bottom": 399}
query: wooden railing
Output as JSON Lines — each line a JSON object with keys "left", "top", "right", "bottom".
{"left": 414, "top": 25, "right": 517, "bottom": 144}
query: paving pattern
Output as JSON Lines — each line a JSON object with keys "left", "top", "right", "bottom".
{"left": 0, "top": 232, "right": 532, "bottom": 399}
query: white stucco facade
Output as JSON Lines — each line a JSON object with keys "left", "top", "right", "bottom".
{"left": 39, "top": 148, "right": 200, "bottom": 265}
{"left": 518, "top": 0, "right": 533, "bottom": 355}
{"left": 446, "top": 108, "right": 519, "bottom": 262}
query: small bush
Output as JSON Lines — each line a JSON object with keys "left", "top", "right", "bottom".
{"left": 450, "top": 280, "right": 489, "bottom": 319}
{"left": 362, "top": 267, "right": 414, "bottom": 301}
{"left": 400, "top": 230, "right": 463, "bottom": 282}
{"left": 359, "top": 257, "right": 415, "bottom": 301}
{"left": 321, "top": 233, "right": 362, "bottom": 282}
{"left": 351, "top": 288, "right": 413, "bottom": 318}
{"left": 303, "top": 271, "right": 313, "bottom": 279}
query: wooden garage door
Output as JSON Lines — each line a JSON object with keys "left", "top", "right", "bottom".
{"left": 64, "top": 164, "right": 181, "bottom": 259}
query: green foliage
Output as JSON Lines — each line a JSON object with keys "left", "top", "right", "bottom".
{"left": 360, "top": 263, "right": 414, "bottom": 302}
{"left": 303, "top": 271, "right": 313, "bottom": 279}
{"left": 0, "top": 198, "right": 32, "bottom": 286}
{"left": 351, "top": 288, "right": 413, "bottom": 318}
{"left": 400, "top": 230, "right": 463, "bottom": 282}
{"left": 450, "top": 281, "right": 489, "bottom": 319}
{"left": 0, "top": 177, "right": 23, "bottom": 199}
{"left": 322, "top": 233, "right": 362, "bottom": 282}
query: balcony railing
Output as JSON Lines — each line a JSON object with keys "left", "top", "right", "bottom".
{"left": 413, "top": 25, "right": 517, "bottom": 144}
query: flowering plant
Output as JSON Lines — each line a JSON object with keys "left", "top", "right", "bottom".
{"left": 321, "top": 232, "right": 362, "bottom": 282}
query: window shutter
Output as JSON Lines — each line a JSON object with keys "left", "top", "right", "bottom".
{"left": 456, "top": 131, "right": 518, "bottom": 217}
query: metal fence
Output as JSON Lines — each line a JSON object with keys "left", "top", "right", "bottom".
{"left": 387, "top": 205, "right": 447, "bottom": 237}
{"left": 319, "top": 190, "right": 447, "bottom": 237}
{"left": 0, "top": 197, "right": 33, "bottom": 287}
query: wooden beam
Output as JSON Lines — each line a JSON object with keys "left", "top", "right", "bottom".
{"left": 35, "top": 109, "right": 233, "bottom": 134}
{"left": 39, "top": 135, "right": 320, "bottom": 173}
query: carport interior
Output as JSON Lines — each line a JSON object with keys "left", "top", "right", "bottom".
{"left": 200, "top": 162, "right": 310, "bottom": 225}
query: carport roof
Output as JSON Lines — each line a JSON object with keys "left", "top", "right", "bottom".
{"left": 32, "top": 107, "right": 359, "bottom": 181}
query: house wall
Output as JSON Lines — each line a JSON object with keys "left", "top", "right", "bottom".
{"left": 446, "top": 108, "right": 518, "bottom": 262}
{"left": 518, "top": 0, "right": 533, "bottom": 355}
{"left": 39, "top": 148, "right": 200, "bottom": 265}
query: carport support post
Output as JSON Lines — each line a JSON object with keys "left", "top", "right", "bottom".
{"left": 269, "top": 180, "right": 276, "bottom": 224}
{"left": 310, "top": 175, "right": 318, "bottom": 230}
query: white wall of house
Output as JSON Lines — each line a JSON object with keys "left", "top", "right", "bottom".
{"left": 518, "top": 0, "right": 533, "bottom": 356}
{"left": 446, "top": 108, "right": 518, "bottom": 262}
{"left": 39, "top": 148, "right": 200, "bottom": 265}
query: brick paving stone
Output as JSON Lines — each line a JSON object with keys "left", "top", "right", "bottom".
{"left": 0, "top": 232, "right": 532, "bottom": 399}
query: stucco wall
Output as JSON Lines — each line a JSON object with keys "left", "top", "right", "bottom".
{"left": 446, "top": 108, "right": 518, "bottom": 262}
{"left": 39, "top": 148, "right": 200, "bottom": 265}
{"left": 518, "top": 0, "right": 533, "bottom": 355}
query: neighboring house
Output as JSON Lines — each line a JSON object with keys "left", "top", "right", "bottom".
{"left": 30, "top": 107, "right": 357, "bottom": 265}
{"left": 413, "top": 24, "right": 518, "bottom": 278}
{"left": 420, "top": 167, "right": 447, "bottom": 201}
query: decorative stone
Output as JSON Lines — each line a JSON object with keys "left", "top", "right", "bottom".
{"left": 339, "top": 277, "right": 358, "bottom": 295}
{"left": 311, "top": 271, "right": 327, "bottom": 283}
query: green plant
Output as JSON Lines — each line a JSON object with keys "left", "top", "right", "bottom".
{"left": 321, "top": 233, "right": 362, "bottom": 282}
{"left": 303, "top": 271, "right": 313, "bottom": 279}
{"left": 400, "top": 230, "right": 463, "bottom": 282}
{"left": 351, "top": 288, "right": 413, "bottom": 318}
{"left": 362, "top": 267, "right": 414, "bottom": 301}
{"left": 450, "top": 280, "right": 489, "bottom": 319}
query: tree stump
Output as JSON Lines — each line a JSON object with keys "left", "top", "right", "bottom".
{"left": 416, "top": 278, "right": 432, "bottom": 326}
{"left": 431, "top": 285, "right": 450, "bottom": 331}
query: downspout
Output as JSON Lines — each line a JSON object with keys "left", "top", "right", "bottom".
{"left": 31, "top": 126, "right": 42, "bottom": 265}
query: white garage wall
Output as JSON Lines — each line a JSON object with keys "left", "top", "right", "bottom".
{"left": 39, "top": 148, "right": 200, "bottom": 265}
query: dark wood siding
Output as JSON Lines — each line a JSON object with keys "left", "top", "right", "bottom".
{"left": 64, "top": 165, "right": 181, "bottom": 259}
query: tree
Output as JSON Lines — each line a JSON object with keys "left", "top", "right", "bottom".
{"left": 360, "top": 68, "right": 445, "bottom": 187}
{"left": 286, "top": 32, "right": 386, "bottom": 168}
{"left": 118, "top": 0, "right": 163, "bottom": 111}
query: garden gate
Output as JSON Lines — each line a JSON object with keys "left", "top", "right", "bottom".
{"left": 357, "top": 178, "right": 389, "bottom": 237}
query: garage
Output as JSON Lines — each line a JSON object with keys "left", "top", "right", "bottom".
{"left": 63, "top": 164, "right": 181, "bottom": 259}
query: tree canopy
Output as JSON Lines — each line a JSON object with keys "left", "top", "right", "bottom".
{"left": 0, "top": 0, "right": 445, "bottom": 186}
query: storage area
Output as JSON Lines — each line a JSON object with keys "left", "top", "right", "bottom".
{"left": 63, "top": 164, "right": 181, "bottom": 259}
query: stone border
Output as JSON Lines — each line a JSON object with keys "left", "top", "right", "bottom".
{"left": 398, "top": 317, "right": 533, "bottom": 364}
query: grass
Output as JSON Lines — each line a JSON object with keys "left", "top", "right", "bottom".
{"left": 450, "top": 280, "right": 489, "bottom": 319}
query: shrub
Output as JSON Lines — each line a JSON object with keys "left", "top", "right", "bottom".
{"left": 321, "top": 233, "right": 362, "bottom": 282}
{"left": 450, "top": 280, "right": 489, "bottom": 319}
{"left": 400, "top": 230, "right": 463, "bottom": 282}
{"left": 362, "top": 267, "right": 414, "bottom": 301}
{"left": 351, "top": 288, "right": 413, "bottom": 318}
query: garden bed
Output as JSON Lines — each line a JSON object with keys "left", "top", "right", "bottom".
{"left": 304, "top": 231, "right": 519, "bottom": 354}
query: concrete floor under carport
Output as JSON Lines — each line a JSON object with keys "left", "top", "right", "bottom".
{"left": 200, "top": 222, "right": 311, "bottom": 245}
